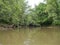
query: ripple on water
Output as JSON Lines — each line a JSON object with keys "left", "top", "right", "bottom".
{"left": 24, "top": 39, "right": 31, "bottom": 45}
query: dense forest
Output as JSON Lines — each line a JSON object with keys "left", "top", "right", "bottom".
{"left": 0, "top": 0, "right": 60, "bottom": 27}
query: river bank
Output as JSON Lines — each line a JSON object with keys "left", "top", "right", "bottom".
{"left": 0, "top": 25, "right": 60, "bottom": 31}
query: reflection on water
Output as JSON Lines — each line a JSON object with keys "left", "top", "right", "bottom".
{"left": 24, "top": 39, "right": 31, "bottom": 45}
{"left": 0, "top": 27, "right": 60, "bottom": 45}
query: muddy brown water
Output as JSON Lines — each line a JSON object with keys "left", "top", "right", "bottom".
{"left": 0, "top": 27, "right": 60, "bottom": 45}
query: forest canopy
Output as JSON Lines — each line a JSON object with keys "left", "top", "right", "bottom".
{"left": 0, "top": 0, "right": 60, "bottom": 27}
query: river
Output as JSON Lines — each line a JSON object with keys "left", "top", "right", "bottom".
{"left": 0, "top": 27, "right": 60, "bottom": 45}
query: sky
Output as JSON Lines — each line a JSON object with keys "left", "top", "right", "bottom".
{"left": 26, "top": 0, "right": 44, "bottom": 8}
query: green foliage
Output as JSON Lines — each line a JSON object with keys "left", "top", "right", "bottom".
{"left": 0, "top": 0, "right": 26, "bottom": 25}
{"left": 46, "top": 0, "right": 60, "bottom": 25}
{"left": 0, "top": 0, "right": 60, "bottom": 27}
{"left": 35, "top": 3, "right": 45, "bottom": 19}
{"left": 34, "top": 3, "right": 49, "bottom": 25}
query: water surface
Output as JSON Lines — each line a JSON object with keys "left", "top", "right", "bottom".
{"left": 0, "top": 27, "right": 60, "bottom": 45}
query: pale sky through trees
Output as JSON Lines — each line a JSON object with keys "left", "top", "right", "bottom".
{"left": 26, "top": 0, "right": 44, "bottom": 8}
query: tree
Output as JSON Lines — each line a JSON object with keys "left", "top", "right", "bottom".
{"left": 0, "top": 0, "right": 27, "bottom": 26}
{"left": 46, "top": 0, "right": 60, "bottom": 25}
{"left": 34, "top": 3, "right": 49, "bottom": 26}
